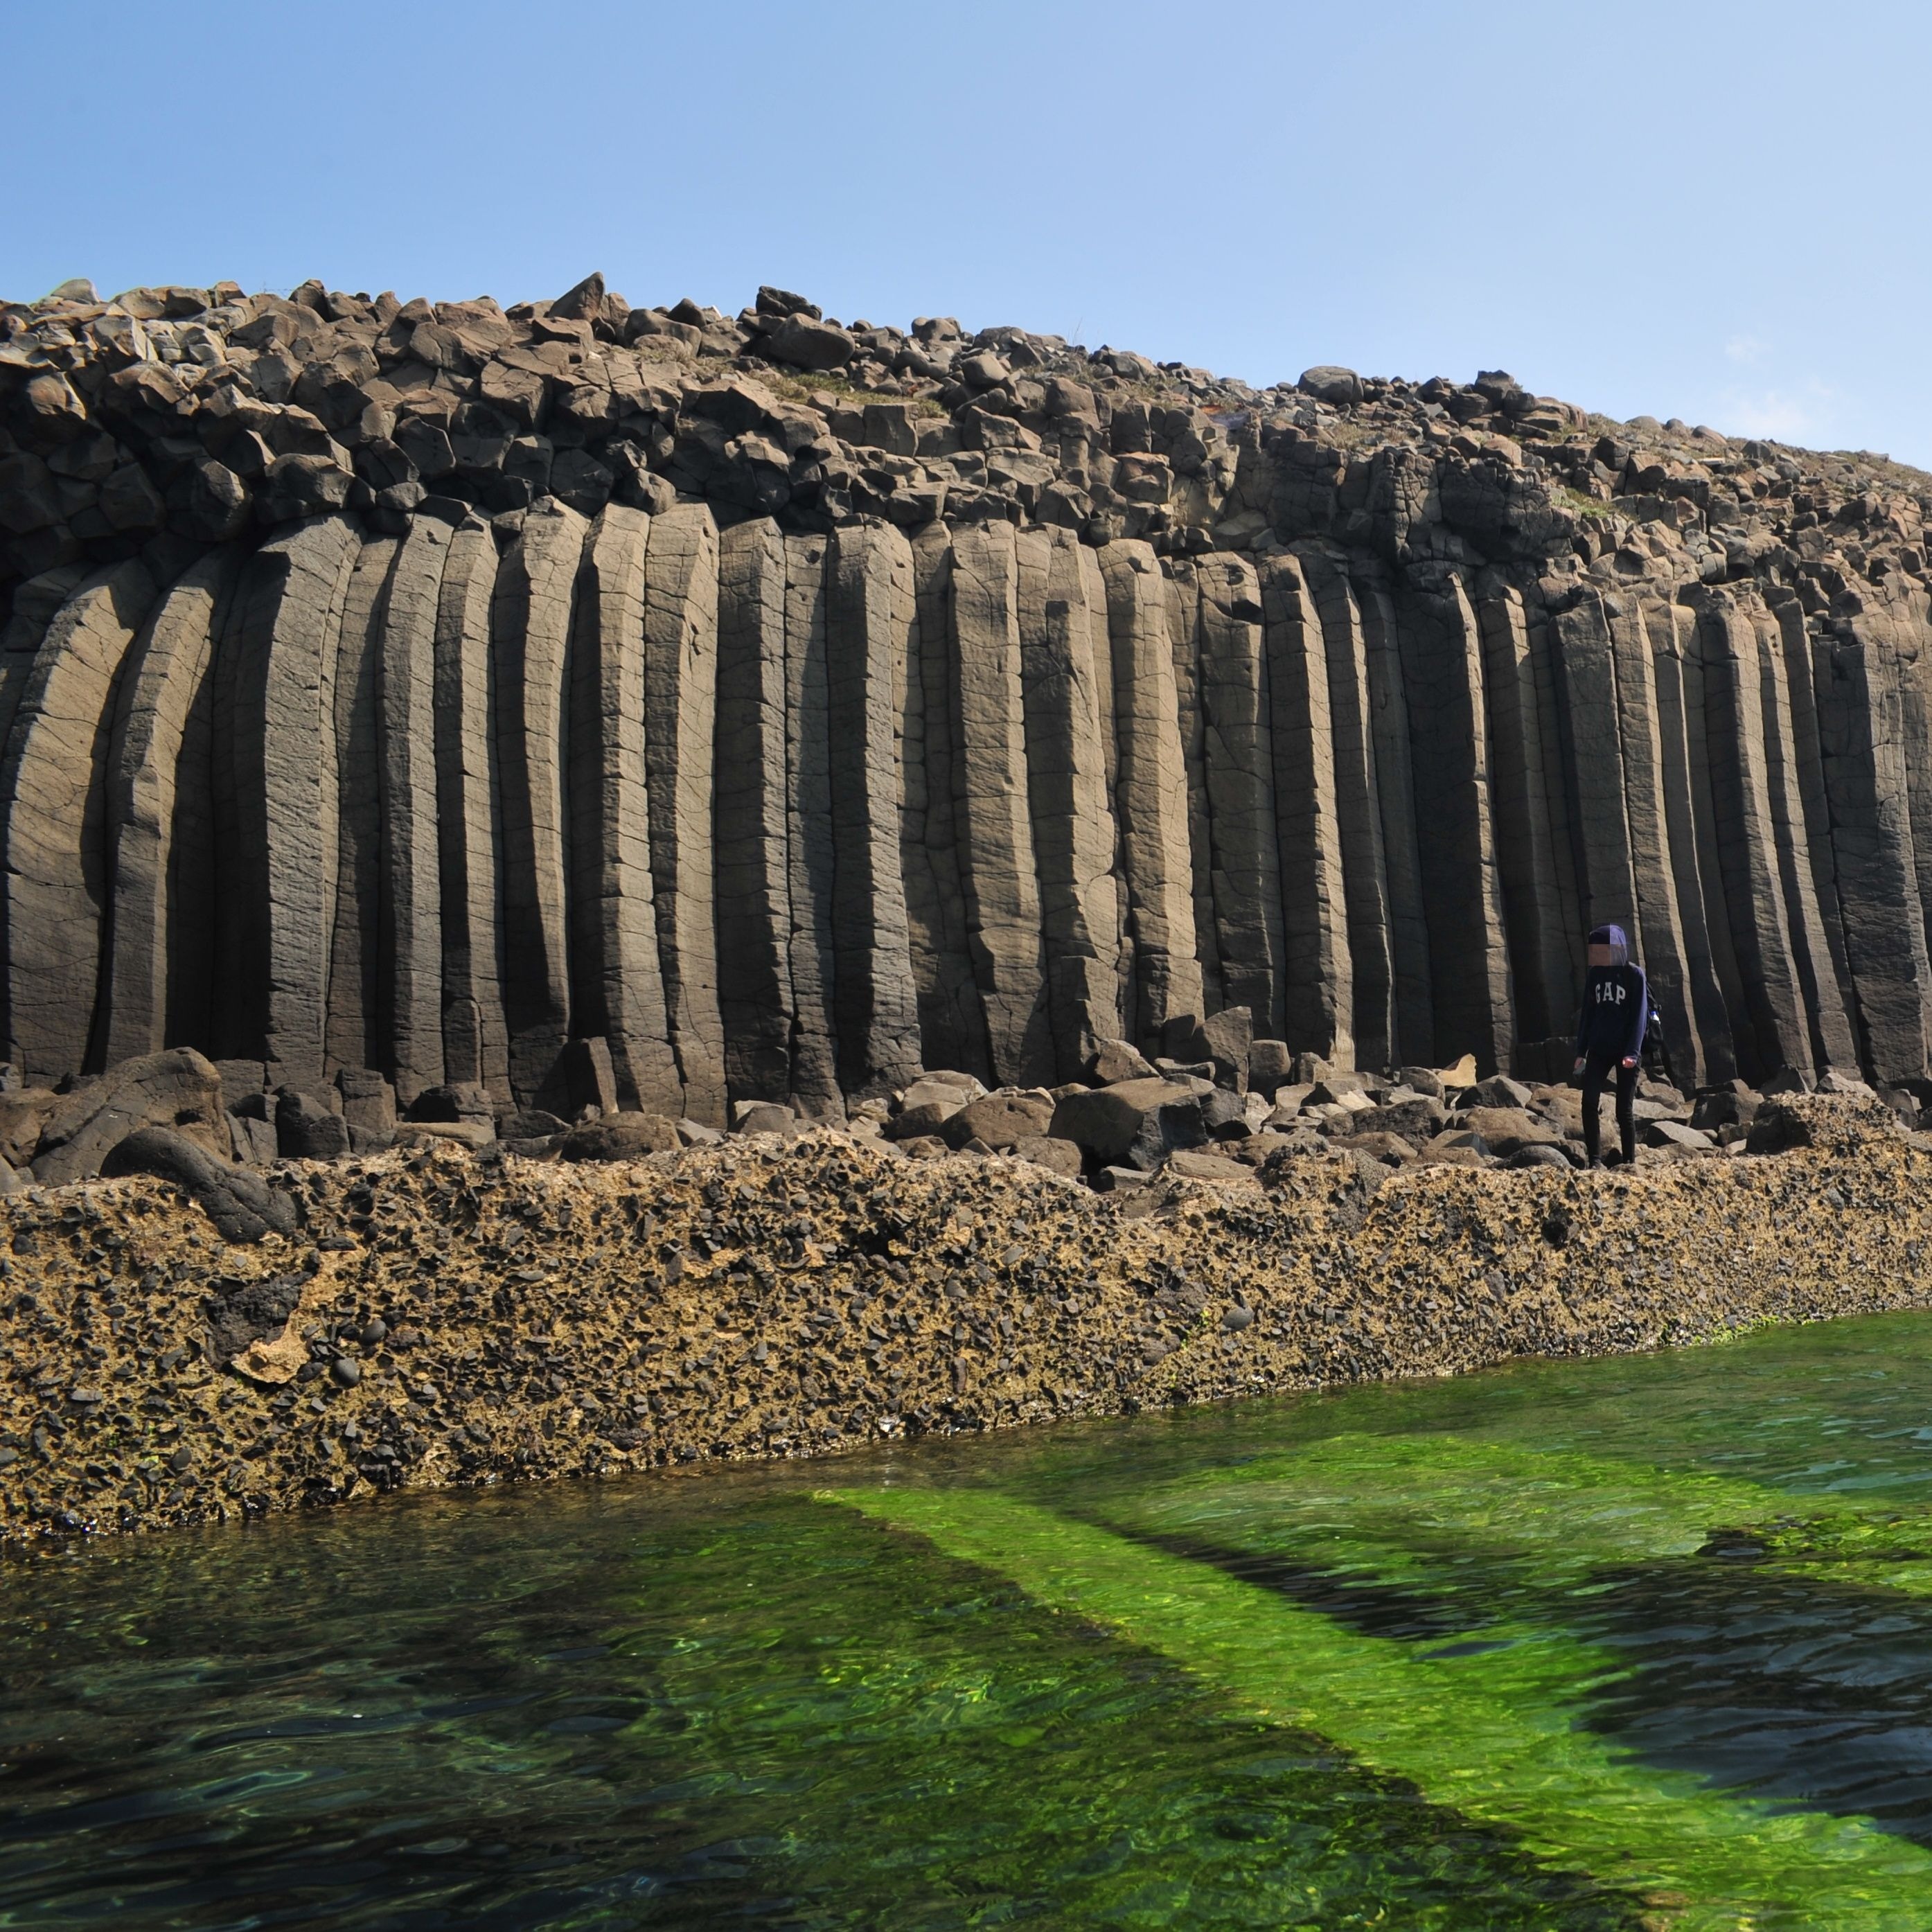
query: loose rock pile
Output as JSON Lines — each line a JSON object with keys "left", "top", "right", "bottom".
{"left": 0, "top": 1093, "right": 1926, "bottom": 1543}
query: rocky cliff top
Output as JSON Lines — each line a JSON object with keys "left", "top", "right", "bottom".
{"left": 5, "top": 270, "right": 1926, "bottom": 628}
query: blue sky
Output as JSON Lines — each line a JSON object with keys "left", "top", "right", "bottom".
{"left": 8, "top": 0, "right": 1929, "bottom": 469}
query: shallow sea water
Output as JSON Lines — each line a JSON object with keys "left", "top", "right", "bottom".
{"left": 14, "top": 1315, "right": 1932, "bottom": 1928}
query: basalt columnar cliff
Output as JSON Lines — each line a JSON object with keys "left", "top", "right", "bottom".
{"left": 3, "top": 271, "right": 1930, "bottom": 1117}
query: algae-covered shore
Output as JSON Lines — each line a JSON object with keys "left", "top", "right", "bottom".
{"left": 0, "top": 1094, "right": 1924, "bottom": 1543}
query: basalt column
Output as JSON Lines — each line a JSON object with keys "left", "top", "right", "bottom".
{"left": 492, "top": 499, "right": 589, "bottom": 1104}
{"left": 1750, "top": 602, "right": 1857, "bottom": 1076}
{"left": 432, "top": 514, "right": 510, "bottom": 1096}
{"left": 1356, "top": 569, "right": 1433, "bottom": 1065}
{"left": 826, "top": 520, "right": 923, "bottom": 1095}
{"left": 1016, "top": 526, "right": 1124, "bottom": 1081}
{"left": 1099, "top": 539, "right": 1202, "bottom": 1051}
{"left": 97, "top": 548, "right": 238, "bottom": 1067}
{"left": 714, "top": 517, "right": 795, "bottom": 1104}
{"left": 948, "top": 521, "right": 1052, "bottom": 1088}
{"left": 1640, "top": 599, "right": 1736, "bottom": 1086}
{"left": 1197, "top": 550, "right": 1289, "bottom": 1042}
{"left": 1606, "top": 599, "right": 1702, "bottom": 1087}
{"left": 373, "top": 515, "right": 449, "bottom": 1106}
{"left": 1767, "top": 589, "right": 1861, "bottom": 1067}
{"left": 1258, "top": 551, "right": 1351, "bottom": 1064}
{"left": 1809, "top": 613, "right": 1932, "bottom": 1082}
{"left": 567, "top": 504, "right": 680, "bottom": 1115}
{"left": 641, "top": 504, "right": 726, "bottom": 1124}
{"left": 218, "top": 517, "right": 359, "bottom": 1086}
{"left": 783, "top": 531, "right": 842, "bottom": 1117}
{"left": 1, "top": 558, "right": 158, "bottom": 1081}
{"left": 1396, "top": 567, "right": 1512, "bottom": 1074}
{"left": 325, "top": 531, "right": 396, "bottom": 1083}
{"left": 903, "top": 522, "right": 991, "bottom": 1080}
{"left": 1163, "top": 557, "right": 1223, "bottom": 1012}
{"left": 1692, "top": 587, "right": 1814, "bottom": 1081}
{"left": 1473, "top": 585, "right": 1572, "bottom": 1056}
{"left": 1299, "top": 544, "right": 1394, "bottom": 1072}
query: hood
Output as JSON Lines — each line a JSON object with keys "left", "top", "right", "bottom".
{"left": 1588, "top": 923, "right": 1629, "bottom": 966}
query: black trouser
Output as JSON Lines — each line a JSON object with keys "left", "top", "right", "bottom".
{"left": 1581, "top": 1052, "right": 1638, "bottom": 1165}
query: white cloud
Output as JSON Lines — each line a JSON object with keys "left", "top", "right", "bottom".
{"left": 1723, "top": 335, "right": 1772, "bottom": 366}
{"left": 1720, "top": 382, "right": 1840, "bottom": 446}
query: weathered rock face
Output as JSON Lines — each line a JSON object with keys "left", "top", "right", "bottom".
{"left": 3, "top": 276, "right": 1930, "bottom": 1099}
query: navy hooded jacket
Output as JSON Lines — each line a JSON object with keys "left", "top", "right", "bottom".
{"left": 1575, "top": 923, "right": 1649, "bottom": 1063}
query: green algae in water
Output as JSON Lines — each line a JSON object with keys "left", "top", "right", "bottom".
{"left": 15, "top": 1310, "right": 1932, "bottom": 1925}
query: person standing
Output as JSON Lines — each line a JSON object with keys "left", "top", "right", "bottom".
{"left": 1572, "top": 923, "right": 1647, "bottom": 1168}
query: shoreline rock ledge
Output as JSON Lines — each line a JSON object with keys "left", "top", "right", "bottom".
{"left": 0, "top": 1094, "right": 1929, "bottom": 1543}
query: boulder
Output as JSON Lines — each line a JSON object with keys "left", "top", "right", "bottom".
{"left": 1164, "top": 1149, "right": 1257, "bottom": 1185}
{"left": 1200, "top": 1089, "right": 1255, "bottom": 1139}
{"left": 1814, "top": 1067, "right": 1875, "bottom": 1099}
{"left": 274, "top": 1088, "right": 349, "bottom": 1160}
{"left": 943, "top": 1089, "right": 1054, "bottom": 1151}
{"left": 1164, "top": 1007, "right": 1251, "bottom": 1090}
{"left": 0, "top": 1088, "right": 57, "bottom": 1167}
{"left": 760, "top": 315, "right": 854, "bottom": 371}
{"left": 1049, "top": 1076, "right": 1209, "bottom": 1171}
{"left": 337, "top": 1067, "right": 396, "bottom": 1153}
{"left": 1397, "top": 1065, "right": 1446, "bottom": 1100}
{"left": 228, "top": 1113, "right": 278, "bottom": 1164}
{"left": 392, "top": 1121, "right": 495, "bottom": 1150}
{"left": 33, "top": 1049, "right": 231, "bottom": 1182}
{"left": 732, "top": 1100, "right": 796, "bottom": 1135}
{"left": 1466, "top": 1074, "right": 1534, "bottom": 1110}
{"left": 1507, "top": 1143, "right": 1577, "bottom": 1171}
{"left": 559, "top": 1113, "right": 681, "bottom": 1161}
{"left": 1248, "top": 1038, "right": 1293, "bottom": 1099}
{"left": 409, "top": 1081, "right": 497, "bottom": 1124}
{"left": 100, "top": 1126, "right": 298, "bottom": 1243}
{"left": 502, "top": 1108, "right": 570, "bottom": 1140}
{"left": 1643, "top": 1120, "right": 1715, "bottom": 1153}
{"left": 1331, "top": 1131, "right": 1415, "bottom": 1168}
{"left": 884, "top": 1101, "right": 960, "bottom": 1142}
{"left": 1087, "top": 1039, "right": 1157, "bottom": 1085}
{"left": 1419, "top": 1128, "right": 1492, "bottom": 1166}
{"left": 1298, "top": 365, "right": 1363, "bottom": 405}
{"left": 1457, "top": 1106, "right": 1559, "bottom": 1155}
{"left": 1691, "top": 1083, "right": 1760, "bottom": 1133}
{"left": 899, "top": 1070, "right": 984, "bottom": 1113}
{"left": 1009, "top": 1135, "right": 1083, "bottom": 1178}
{"left": 1745, "top": 1101, "right": 1813, "bottom": 1155}
{"left": 1361, "top": 1095, "right": 1448, "bottom": 1147}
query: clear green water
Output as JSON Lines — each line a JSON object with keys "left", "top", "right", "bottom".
{"left": 15, "top": 1318, "right": 1932, "bottom": 1927}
